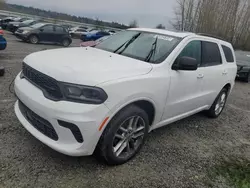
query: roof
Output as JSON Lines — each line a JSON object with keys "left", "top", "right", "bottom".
{"left": 128, "top": 28, "right": 232, "bottom": 46}
{"left": 128, "top": 28, "right": 194, "bottom": 38}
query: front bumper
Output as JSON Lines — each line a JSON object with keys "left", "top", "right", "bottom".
{"left": 15, "top": 33, "right": 29, "bottom": 41}
{"left": 14, "top": 73, "right": 110, "bottom": 156}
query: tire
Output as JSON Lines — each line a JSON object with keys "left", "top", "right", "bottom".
{"left": 29, "top": 35, "right": 39, "bottom": 44}
{"left": 62, "top": 38, "right": 70, "bottom": 47}
{"left": 0, "top": 66, "right": 5, "bottom": 77}
{"left": 244, "top": 72, "right": 250, "bottom": 83}
{"left": 95, "top": 105, "right": 149, "bottom": 165}
{"left": 206, "top": 88, "right": 228, "bottom": 118}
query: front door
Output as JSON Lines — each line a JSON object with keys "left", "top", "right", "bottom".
{"left": 162, "top": 40, "right": 205, "bottom": 120}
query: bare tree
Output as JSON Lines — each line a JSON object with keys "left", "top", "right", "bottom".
{"left": 129, "top": 20, "right": 139, "bottom": 28}
{"left": 0, "top": 0, "right": 6, "bottom": 9}
{"left": 172, "top": 0, "right": 250, "bottom": 50}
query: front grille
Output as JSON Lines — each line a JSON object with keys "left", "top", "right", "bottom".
{"left": 19, "top": 100, "right": 59, "bottom": 141}
{"left": 22, "top": 63, "right": 63, "bottom": 100}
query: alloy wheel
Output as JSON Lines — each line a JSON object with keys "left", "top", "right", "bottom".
{"left": 112, "top": 116, "right": 145, "bottom": 159}
{"left": 215, "top": 92, "right": 226, "bottom": 115}
{"left": 30, "top": 36, "right": 38, "bottom": 44}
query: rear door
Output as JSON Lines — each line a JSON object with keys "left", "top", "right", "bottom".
{"left": 54, "top": 26, "right": 67, "bottom": 43}
{"left": 221, "top": 45, "right": 237, "bottom": 82}
{"left": 198, "top": 41, "right": 226, "bottom": 106}
{"left": 39, "top": 25, "right": 55, "bottom": 42}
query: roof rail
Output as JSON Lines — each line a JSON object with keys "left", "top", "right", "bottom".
{"left": 197, "top": 33, "right": 225, "bottom": 41}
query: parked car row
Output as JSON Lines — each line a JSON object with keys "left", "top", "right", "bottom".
{"left": 0, "top": 16, "right": 118, "bottom": 47}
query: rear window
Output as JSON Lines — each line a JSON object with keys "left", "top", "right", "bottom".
{"left": 222, "top": 45, "right": 234, "bottom": 62}
{"left": 201, "top": 41, "right": 222, "bottom": 66}
{"left": 55, "top": 26, "right": 66, "bottom": 33}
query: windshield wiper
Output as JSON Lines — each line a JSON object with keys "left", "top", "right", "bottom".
{"left": 113, "top": 33, "right": 141, "bottom": 54}
{"left": 145, "top": 36, "right": 158, "bottom": 62}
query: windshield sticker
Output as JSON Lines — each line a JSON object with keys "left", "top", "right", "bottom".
{"left": 154, "top": 35, "right": 174, "bottom": 41}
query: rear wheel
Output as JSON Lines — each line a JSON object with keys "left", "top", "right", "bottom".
{"left": 206, "top": 88, "right": 228, "bottom": 118}
{"left": 62, "top": 38, "right": 70, "bottom": 47}
{"left": 29, "top": 35, "right": 39, "bottom": 44}
{"left": 245, "top": 72, "right": 250, "bottom": 83}
{"left": 95, "top": 105, "right": 149, "bottom": 165}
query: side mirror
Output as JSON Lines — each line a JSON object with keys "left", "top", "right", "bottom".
{"left": 40, "top": 28, "right": 44, "bottom": 32}
{"left": 172, "top": 56, "right": 198, "bottom": 71}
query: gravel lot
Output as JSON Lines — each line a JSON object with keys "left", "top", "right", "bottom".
{"left": 0, "top": 32, "right": 250, "bottom": 188}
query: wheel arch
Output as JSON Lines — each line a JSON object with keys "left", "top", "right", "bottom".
{"left": 223, "top": 83, "right": 231, "bottom": 94}
{"left": 107, "top": 98, "right": 157, "bottom": 128}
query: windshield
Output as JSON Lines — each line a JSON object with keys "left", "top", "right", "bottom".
{"left": 95, "top": 30, "right": 181, "bottom": 63}
{"left": 31, "top": 23, "right": 46, "bottom": 28}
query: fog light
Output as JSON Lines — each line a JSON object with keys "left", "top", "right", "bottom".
{"left": 58, "top": 120, "right": 83, "bottom": 143}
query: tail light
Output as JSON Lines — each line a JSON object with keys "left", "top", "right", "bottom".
{"left": 0, "top": 30, "right": 4, "bottom": 35}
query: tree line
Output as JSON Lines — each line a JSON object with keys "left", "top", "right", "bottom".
{"left": 172, "top": 0, "right": 250, "bottom": 51}
{"left": 0, "top": 3, "right": 129, "bottom": 29}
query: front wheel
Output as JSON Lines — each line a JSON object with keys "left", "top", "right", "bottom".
{"left": 95, "top": 105, "right": 149, "bottom": 165}
{"left": 206, "top": 88, "right": 228, "bottom": 118}
{"left": 29, "top": 35, "right": 39, "bottom": 44}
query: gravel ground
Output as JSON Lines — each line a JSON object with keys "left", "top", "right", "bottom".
{"left": 0, "top": 32, "right": 250, "bottom": 188}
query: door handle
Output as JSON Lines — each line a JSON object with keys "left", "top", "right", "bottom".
{"left": 222, "top": 70, "right": 228, "bottom": 75}
{"left": 197, "top": 74, "right": 204, "bottom": 79}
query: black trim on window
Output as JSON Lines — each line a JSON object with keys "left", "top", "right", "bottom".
{"left": 222, "top": 45, "right": 235, "bottom": 63}
{"left": 200, "top": 41, "right": 222, "bottom": 67}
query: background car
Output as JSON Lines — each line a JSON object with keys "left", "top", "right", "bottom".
{"left": 15, "top": 23, "right": 72, "bottom": 47}
{"left": 5, "top": 17, "right": 30, "bottom": 32}
{"left": 235, "top": 50, "right": 250, "bottom": 82}
{"left": 69, "top": 27, "right": 88, "bottom": 38}
{"left": 0, "top": 17, "right": 16, "bottom": 29}
{"left": 0, "top": 31, "right": 7, "bottom": 50}
{"left": 0, "top": 27, "right": 3, "bottom": 35}
{"left": 81, "top": 31, "right": 110, "bottom": 41}
{"left": 80, "top": 36, "right": 109, "bottom": 47}
{"left": 108, "top": 30, "right": 116, "bottom": 35}
{"left": 7, "top": 19, "right": 40, "bottom": 33}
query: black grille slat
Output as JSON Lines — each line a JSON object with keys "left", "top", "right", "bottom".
{"left": 19, "top": 100, "right": 59, "bottom": 141}
{"left": 22, "top": 63, "right": 63, "bottom": 100}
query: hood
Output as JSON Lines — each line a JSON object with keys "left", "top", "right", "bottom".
{"left": 24, "top": 47, "right": 153, "bottom": 86}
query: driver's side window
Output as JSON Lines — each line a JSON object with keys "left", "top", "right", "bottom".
{"left": 177, "top": 41, "right": 201, "bottom": 65}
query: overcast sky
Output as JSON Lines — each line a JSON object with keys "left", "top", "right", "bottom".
{"left": 6, "top": 0, "right": 177, "bottom": 27}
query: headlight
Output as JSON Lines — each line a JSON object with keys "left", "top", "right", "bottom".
{"left": 61, "top": 83, "right": 108, "bottom": 104}
{"left": 22, "top": 30, "right": 29, "bottom": 34}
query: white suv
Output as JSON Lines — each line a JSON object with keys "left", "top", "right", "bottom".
{"left": 14, "top": 28, "right": 237, "bottom": 165}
